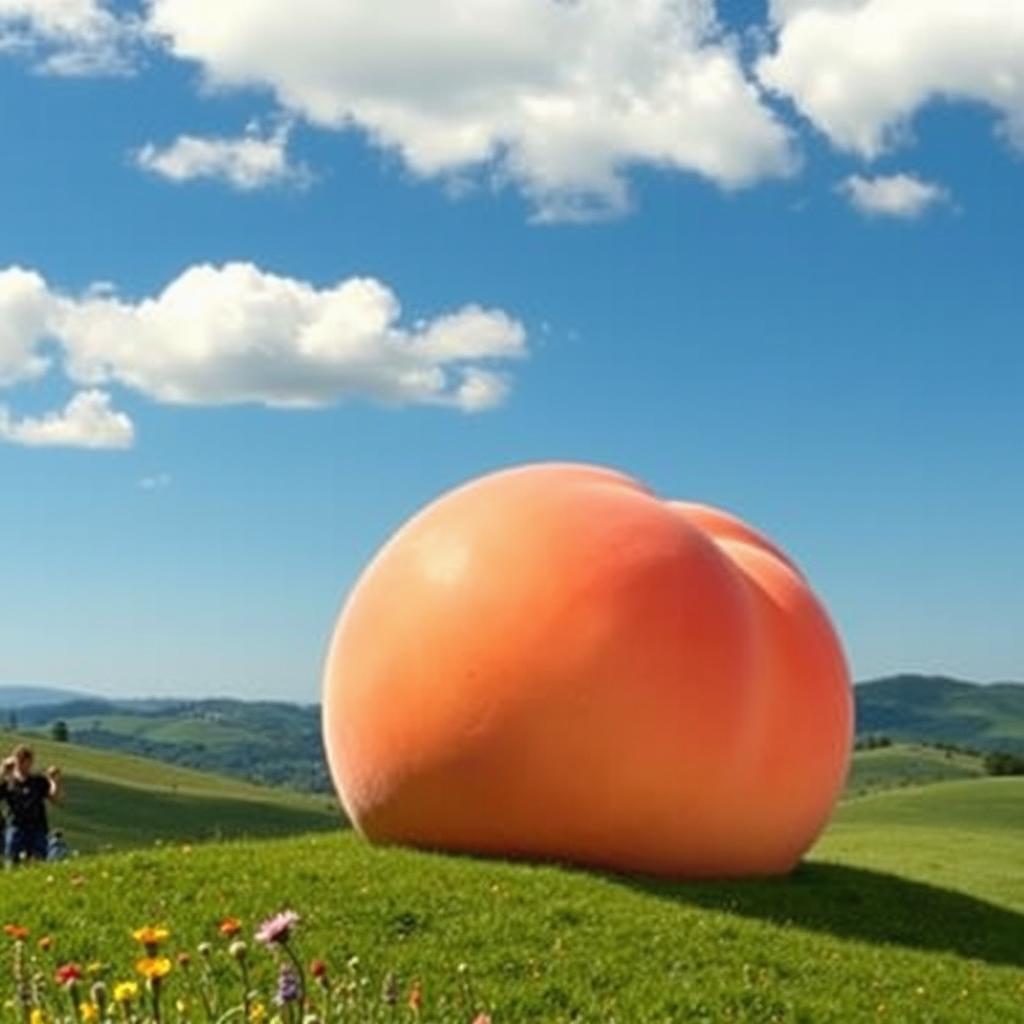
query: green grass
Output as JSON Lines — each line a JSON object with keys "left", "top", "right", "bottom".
{"left": 0, "top": 732, "right": 341, "bottom": 853}
{"left": 844, "top": 743, "right": 985, "bottom": 796}
{"left": 1, "top": 776, "right": 1022, "bottom": 1022}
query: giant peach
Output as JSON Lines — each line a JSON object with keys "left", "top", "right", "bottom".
{"left": 322, "top": 463, "right": 852, "bottom": 877}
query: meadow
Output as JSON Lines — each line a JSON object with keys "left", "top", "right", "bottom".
{"left": 0, "top": 745, "right": 1021, "bottom": 1023}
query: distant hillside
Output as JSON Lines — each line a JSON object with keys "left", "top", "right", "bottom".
{"left": 0, "top": 686, "right": 92, "bottom": 710}
{"left": 844, "top": 742, "right": 986, "bottom": 797}
{"left": 8, "top": 697, "right": 330, "bottom": 792}
{"left": 855, "top": 674, "right": 1024, "bottom": 752}
{"left": 0, "top": 731, "right": 341, "bottom": 854}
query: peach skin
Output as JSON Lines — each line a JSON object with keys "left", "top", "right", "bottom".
{"left": 322, "top": 463, "right": 853, "bottom": 877}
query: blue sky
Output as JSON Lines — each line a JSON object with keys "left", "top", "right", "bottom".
{"left": 1, "top": 0, "right": 1021, "bottom": 700}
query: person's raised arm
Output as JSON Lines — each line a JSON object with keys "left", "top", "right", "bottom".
{"left": 45, "top": 765, "right": 62, "bottom": 804}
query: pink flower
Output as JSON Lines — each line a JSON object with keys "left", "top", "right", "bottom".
{"left": 255, "top": 911, "right": 299, "bottom": 945}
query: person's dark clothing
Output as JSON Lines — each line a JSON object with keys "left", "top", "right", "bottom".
{"left": 1, "top": 774, "right": 51, "bottom": 864}
{"left": 5, "top": 826, "right": 48, "bottom": 863}
{"left": 3, "top": 775, "right": 50, "bottom": 833}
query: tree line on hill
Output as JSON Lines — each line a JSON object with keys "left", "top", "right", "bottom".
{"left": 855, "top": 734, "right": 1024, "bottom": 777}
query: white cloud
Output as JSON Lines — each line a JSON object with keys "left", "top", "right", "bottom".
{"left": 838, "top": 173, "right": 948, "bottom": 219}
{"left": 136, "top": 120, "right": 310, "bottom": 191}
{"left": 0, "top": 268, "right": 52, "bottom": 386}
{"left": 0, "top": 389, "right": 134, "bottom": 449}
{"left": 0, "top": 262, "right": 527, "bottom": 417}
{"left": 0, "top": 0, "right": 136, "bottom": 75}
{"left": 759, "top": 0, "right": 1024, "bottom": 158}
{"left": 146, "top": 0, "right": 795, "bottom": 219}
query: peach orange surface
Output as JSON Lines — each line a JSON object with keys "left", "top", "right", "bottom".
{"left": 322, "top": 464, "right": 852, "bottom": 877}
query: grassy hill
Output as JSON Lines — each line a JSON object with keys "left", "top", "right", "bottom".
{"left": 0, "top": 732, "right": 341, "bottom": 853}
{"left": 0, "top": 776, "right": 1021, "bottom": 1022}
{"left": 4, "top": 696, "right": 330, "bottom": 792}
{"left": 844, "top": 742, "right": 986, "bottom": 796}
{"left": 856, "top": 674, "right": 1024, "bottom": 751}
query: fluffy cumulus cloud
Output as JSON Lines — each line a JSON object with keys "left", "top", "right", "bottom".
{"left": 0, "top": 268, "right": 52, "bottom": 385}
{"left": 136, "top": 120, "right": 309, "bottom": 191}
{"left": 759, "top": 0, "right": 1024, "bottom": 157}
{"left": 0, "top": 389, "right": 134, "bottom": 449}
{"left": 838, "top": 173, "right": 948, "bottom": 218}
{"left": 145, "top": 0, "right": 795, "bottom": 219}
{"left": 0, "top": 262, "right": 527, "bottom": 449}
{"left": 0, "top": 0, "right": 136, "bottom": 74}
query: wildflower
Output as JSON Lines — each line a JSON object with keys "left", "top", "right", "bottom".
{"left": 37, "top": 936, "right": 53, "bottom": 952}
{"left": 29, "top": 1010, "right": 46, "bottom": 1024}
{"left": 219, "top": 917, "right": 243, "bottom": 938}
{"left": 175, "top": 999, "right": 188, "bottom": 1014}
{"left": 249, "top": 1003, "right": 267, "bottom": 1023}
{"left": 55, "top": 963, "right": 83, "bottom": 988}
{"left": 274, "top": 966, "right": 300, "bottom": 1007}
{"left": 136, "top": 957, "right": 173, "bottom": 982}
{"left": 3, "top": 924, "right": 29, "bottom": 941}
{"left": 256, "top": 910, "right": 299, "bottom": 946}
{"left": 382, "top": 972, "right": 399, "bottom": 1007}
{"left": 113, "top": 981, "right": 139, "bottom": 1003}
{"left": 408, "top": 981, "right": 423, "bottom": 1013}
{"left": 79, "top": 1002, "right": 99, "bottom": 1022}
{"left": 197, "top": 942, "right": 213, "bottom": 957}
{"left": 229, "top": 940, "right": 248, "bottom": 962}
{"left": 176, "top": 952, "right": 192, "bottom": 968}
{"left": 89, "top": 981, "right": 107, "bottom": 1016}
{"left": 133, "top": 925, "right": 170, "bottom": 952}
{"left": 309, "top": 959, "right": 327, "bottom": 981}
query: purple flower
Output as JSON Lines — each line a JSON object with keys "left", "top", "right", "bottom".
{"left": 255, "top": 911, "right": 299, "bottom": 946}
{"left": 274, "top": 965, "right": 300, "bottom": 1006}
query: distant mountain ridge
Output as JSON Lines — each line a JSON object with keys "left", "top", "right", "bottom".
{"left": 855, "top": 674, "right": 1024, "bottom": 752}
{"left": 0, "top": 685, "right": 93, "bottom": 708}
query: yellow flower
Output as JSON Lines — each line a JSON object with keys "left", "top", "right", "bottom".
{"left": 79, "top": 1002, "right": 99, "bottom": 1023}
{"left": 136, "top": 957, "right": 173, "bottom": 981}
{"left": 175, "top": 999, "right": 188, "bottom": 1014}
{"left": 132, "top": 926, "right": 170, "bottom": 946}
{"left": 30, "top": 1010, "right": 47, "bottom": 1024}
{"left": 249, "top": 1002, "right": 267, "bottom": 1023}
{"left": 113, "top": 981, "right": 139, "bottom": 1003}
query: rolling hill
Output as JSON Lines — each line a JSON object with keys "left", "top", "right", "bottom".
{"left": 1, "top": 693, "right": 329, "bottom": 792}
{"left": 0, "top": 731, "right": 341, "bottom": 853}
{"left": 844, "top": 742, "right": 986, "bottom": 796}
{"left": 0, "top": 774, "right": 1020, "bottom": 1022}
{"left": 855, "top": 674, "right": 1024, "bottom": 751}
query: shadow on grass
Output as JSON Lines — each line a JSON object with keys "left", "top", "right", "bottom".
{"left": 611, "top": 862, "right": 1024, "bottom": 969}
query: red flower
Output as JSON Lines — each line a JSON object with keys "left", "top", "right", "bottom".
{"left": 218, "top": 917, "right": 242, "bottom": 938}
{"left": 55, "top": 963, "right": 83, "bottom": 987}
{"left": 3, "top": 925, "right": 29, "bottom": 941}
{"left": 408, "top": 981, "right": 423, "bottom": 1013}
{"left": 309, "top": 959, "right": 328, "bottom": 980}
